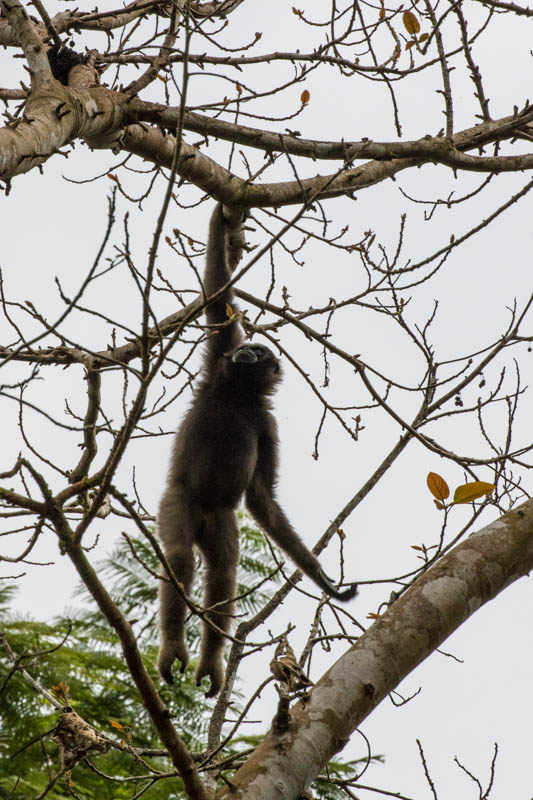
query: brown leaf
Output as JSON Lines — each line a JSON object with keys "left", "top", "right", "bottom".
{"left": 403, "top": 10, "right": 420, "bottom": 34}
{"left": 379, "top": 6, "right": 386, "bottom": 20}
{"left": 453, "top": 481, "right": 495, "bottom": 504}
{"left": 301, "top": 89, "right": 310, "bottom": 105}
{"left": 405, "top": 40, "right": 416, "bottom": 50}
{"left": 427, "top": 471, "right": 450, "bottom": 502}
{"left": 419, "top": 32, "right": 429, "bottom": 42}
{"left": 434, "top": 500, "right": 445, "bottom": 510}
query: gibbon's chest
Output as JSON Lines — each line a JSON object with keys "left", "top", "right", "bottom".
{"left": 177, "top": 402, "right": 261, "bottom": 509}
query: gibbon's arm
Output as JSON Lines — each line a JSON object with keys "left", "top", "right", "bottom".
{"left": 203, "top": 204, "right": 244, "bottom": 369}
{"left": 245, "top": 433, "right": 357, "bottom": 602}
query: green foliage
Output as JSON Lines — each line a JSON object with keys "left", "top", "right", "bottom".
{"left": 0, "top": 522, "right": 357, "bottom": 798}
{"left": 0, "top": 520, "right": 280, "bottom": 798}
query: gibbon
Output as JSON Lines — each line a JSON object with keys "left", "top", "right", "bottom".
{"left": 157, "top": 204, "right": 357, "bottom": 697}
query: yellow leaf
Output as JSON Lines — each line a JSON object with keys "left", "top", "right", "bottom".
{"left": 225, "top": 303, "right": 233, "bottom": 319}
{"left": 403, "top": 10, "right": 420, "bottom": 34}
{"left": 427, "top": 471, "right": 450, "bottom": 502}
{"left": 109, "top": 720, "right": 124, "bottom": 730}
{"left": 301, "top": 89, "right": 310, "bottom": 105}
{"left": 453, "top": 481, "right": 495, "bottom": 504}
{"left": 367, "top": 612, "right": 381, "bottom": 619}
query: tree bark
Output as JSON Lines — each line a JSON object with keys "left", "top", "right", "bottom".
{"left": 218, "top": 498, "right": 533, "bottom": 799}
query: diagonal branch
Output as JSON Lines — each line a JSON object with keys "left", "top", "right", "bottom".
{"left": 218, "top": 498, "right": 533, "bottom": 799}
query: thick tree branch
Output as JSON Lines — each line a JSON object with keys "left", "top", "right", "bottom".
{"left": 219, "top": 498, "right": 533, "bottom": 799}
{"left": 0, "top": 0, "right": 51, "bottom": 86}
{"left": 131, "top": 101, "right": 533, "bottom": 170}
{"left": 65, "top": 540, "right": 210, "bottom": 800}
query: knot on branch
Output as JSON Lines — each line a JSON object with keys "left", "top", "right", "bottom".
{"left": 53, "top": 708, "right": 110, "bottom": 770}
{"left": 47, "top": 44, "right": 85, "bottom": 86}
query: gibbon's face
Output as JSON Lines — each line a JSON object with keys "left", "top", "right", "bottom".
{"left": 229, "top": 343, "right": 282, "bottom": 385}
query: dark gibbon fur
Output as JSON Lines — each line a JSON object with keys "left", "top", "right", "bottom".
{"left": 157, "top": 204, "right": 357, "bottom": 697}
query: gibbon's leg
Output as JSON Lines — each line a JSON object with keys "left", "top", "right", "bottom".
{"left": 157, "top": 486, "right": 200, "bottom": 683}
{"left": 195, "top": 509, "right": 239, "bottom": 697}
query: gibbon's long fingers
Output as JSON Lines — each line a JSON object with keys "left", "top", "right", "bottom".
{"left": 317, "top": 568, "right": 358, "bottom": 601}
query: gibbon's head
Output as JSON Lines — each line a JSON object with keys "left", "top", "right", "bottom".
{"left": 228, "top": 342, "right": 282, "bottom": 394}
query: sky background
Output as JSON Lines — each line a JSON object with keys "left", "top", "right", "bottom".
{"left": 2, "top": 1, "right": 533, "bottom": 797}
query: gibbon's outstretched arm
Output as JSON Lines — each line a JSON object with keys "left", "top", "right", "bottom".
{"left": 203, "top": 204, "right": 243, "bottom": 370}
{"left": 245, "top": 424, "right": 358, "bottom": 602}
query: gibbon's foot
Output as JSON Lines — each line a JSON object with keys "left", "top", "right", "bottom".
{"left": 195, "top": 655, "right": 224, "bottom": 698}
{"left": 157, "top": 639, "right": 189, "bottom": 684}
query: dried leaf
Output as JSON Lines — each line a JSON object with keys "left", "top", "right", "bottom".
{"left": 405, "top": 40, "right": 416, "bottom": 50}
{"left": 235, "top": 82, "right": 243, "bottom": 95}
{"left": 403, "top": 10, "right": 420, "bottom": 34}
{"left": 107, "top": 173, "right": 118, "bottom": 182}
{"left": 109, "top": 720, "right": 124, "bottom": 730}
{"left": 453, "top": 481, "right": 495, "bottom": 504}
{"left": 226, "top": 303, "right": 233, "bottom": 319}
{"left": 301, "top": 89, "right": 310, "bottom": 105}
{"left": 419, "top": 32, "right": 429, "bottom": 42}
{"left": 434, "top": 500, "right": 445, "bottom": 510}
{"left": 367, "top": 612, "right": 381, "bottom": 620}
{"left": 427, "top": 471, "right": 450, "bottom": 502}
{"left": 292, "top": 7, "right": 303, "bottom": 16}
{"left": 379, "top": 6, "right": 386, "bottom": 20}
{"left": 270, "top": 636, "right": 312, "bottom": 691}
{"left": 411, "top": 545, "right": 423, "bottom": 551}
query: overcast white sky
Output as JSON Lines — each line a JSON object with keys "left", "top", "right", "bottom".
{"left": 2, "top": 1, "right": 533, "bottom": 797}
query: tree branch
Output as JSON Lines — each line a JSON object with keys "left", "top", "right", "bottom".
{"left": 219, "top": 498, "right": 533, "bottom": 799}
